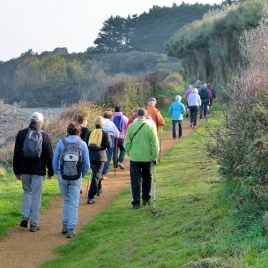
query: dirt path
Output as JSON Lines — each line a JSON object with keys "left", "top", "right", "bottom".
{"left": 0, "top": 109, "right": 204, "bottom": 268}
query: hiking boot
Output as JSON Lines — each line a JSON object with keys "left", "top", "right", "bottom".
{"left": 87, "top": 198, "right": 97, "bottom": 204}
{"left": 97, "top": 189, "right": 103, "bottom": 196}
{"left": 67, "top": 229, "right": 76, "bottom": 238}
{"left": 200, "top": 114, "right": 202, "bottom": 119}
{"left": 30, "top": 224, "right": 41, "bottom": 232}
{"left": 20, "top": 217, "right": 29, "bottom": 228}
{"left": 133, "top": 204, "right": 140, "bottom": 209}
{"left": 142, "top": 200, "right": 150, "bottom": 206}
{"left": 117, "top": 162, "right": 125, "bottom": 170}
{"left": 62, "top": 225, "right": 67, "bottom": 234}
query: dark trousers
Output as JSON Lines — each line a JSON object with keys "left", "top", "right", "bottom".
{"left": 130, "top": 161, "right": 152, "bottom": 205}
{"left": 88, "top": 161, "right": 105, "bottom": 199}
{"left": 189, "top": 106, "right": 199, "bottom": 126}
{"left": 201, "top": 101, "right": 208, "bottom": 117}
{"left": 172, "top": 120, "right": 182, "bottom": 139}
{"left": 102, "top": 136, "right": 115, "bottom": 175}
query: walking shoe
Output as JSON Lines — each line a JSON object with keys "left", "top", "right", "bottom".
{"left": 142, "top": 200, "right": 150, "bottom": 205}
{"left": 87, "top": 198, "right": 97, "bottom": 204}
{"left": 102, "top": 174, "right": 108, "bottom": 180}
{"left": 67, "top": 229, "right": 76, "bottom": 238}
{"left": 117, "top": 162, "right": 125, "bottom": 170}
{"left": 20, "top": 217, "right": 29, "bottom": 228}
{"left": 190, "top": 123, "right": 192, "bottom": 128}
{"left": 97, "top": 189, "right": 103, "bottom": 196}
{"left": 62, "top": 225, "right": 67, "bottom": 234}
{"left": 194, "top": 126, "right": 197, "bottom": 129}
{"left": 30, "top": 224, "right": 41, "bottom": 232}
{"left": 200, "top": 114, "right": 202, "bottom": 119}
{"left": 133, "top": 204, "right": 140, "bottom": 209}
{"left": 80, "top": 189, "right": 82, "bottom": 194}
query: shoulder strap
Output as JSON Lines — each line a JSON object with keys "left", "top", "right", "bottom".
{"left": 62, "top": 138, "right": 82, "bottom": 146}
{"left": 130, "top": 123, "right": 146, "bottom": 142}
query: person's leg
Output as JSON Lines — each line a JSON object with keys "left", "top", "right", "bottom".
{"left": 95, "top": 162, "right": 105, "bottom": 195}
{"left": 130, "top": 161, "right": 141, "bottom": 207}
{"left": 189, "top": 106, "right": 194, "bottom": 126}
{"left": 30, "top": 175, "right": 44, "bottom": 226}
{"left": 67, "top": 177, "right": 81, "bottom": 230}
{"left": 178, "top": 120, "right": 182, "bottom": 138}
{"left": 21, "top": 174, "right": 32, "bottom": 221}
{"left": 113, "top": 138, "right": 118, "bottom": 169}
{"left": 118, "top": 138, "right": 126, "bottom": 164}
{"left": 58, "top": 173, "right": 70, "bottom": 228}
{"left": 88, "top": 161, "right": 97, "bottom": 200}
{"left": 204, "top": 101, "right": 208, "bottom": 117}
{"left": 141, "top": 162, "right": 152, "bottom": 203}
{"left": 193, "top": 106, "right": 198, "bottom": 126}
{"left": 102, "top": 136, "right": 114, "bottom": 176}
{"left": 172, "top": 120, "right": 176, "bottom": 139}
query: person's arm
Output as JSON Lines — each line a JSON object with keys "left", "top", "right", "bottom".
{"left": 52, "top": 140, "right": 62, "bottom": 175}
{"left": 42, "top": 133, "right": 54, "bottom": 177}
{"left": 123, "top": 126, "right": 131, "bottom": 155}
{"left": 157, "top": 110, "right": 165, "bottom": 126}
{"left": 81, "top": 142, "right": 90, "bottom": 178}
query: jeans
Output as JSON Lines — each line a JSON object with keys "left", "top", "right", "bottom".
{"left": 58, "top": 173, "right": 81, "bottom": 230}
{"left": 189, "top": 106, "right": 199, "bottom": 126}
{"left": 201, "top": 101, "right": 208, "bottom": 117}
{"left": 172, "top": 120, "right": 182, "bottom": 139}
{"left": 88, "top": 161, "right": 105, "bottom": 199}
{"left": 113, "top": 138, "right": 126, "bottom": 168}
{"left": 130, "top": 161, "right": 152, "bottom": 205}
{"left": 102, "top": 136, "right": 114, "bottom": 175}
{"left": 21, "top": 174, "right": 44, "bottom": 225}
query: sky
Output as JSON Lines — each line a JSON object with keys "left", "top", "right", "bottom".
{"left": 0, "top": 0, "right": 222, "bottom": 62}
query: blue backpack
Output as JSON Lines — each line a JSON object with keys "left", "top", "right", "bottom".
{"left": 113, "top": 115, "right": 123, "bottom": 132}
{"left": 200, "top": 88, "right": 207, "bottom": 100}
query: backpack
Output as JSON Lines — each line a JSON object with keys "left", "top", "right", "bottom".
{"left": 23, "top": 128, "right": 43, "bottom": 158}
{"left": 200, "top": 88, "right": 207, "bottom": 100}
{"left": 60, "top": 138, "right": 83, "bottom": 180}
{"left": 113, "top": 115, "right": 122, "bottom": 132}
{"left": 209, "top": 87, "right": 213, "bottom": 98}
{"left": 88, "top": 129, "right": 103, "bottom": 149}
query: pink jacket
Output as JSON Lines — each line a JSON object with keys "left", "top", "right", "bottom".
{"left": 111, "top": 112, "right": 129, "bottom": 138}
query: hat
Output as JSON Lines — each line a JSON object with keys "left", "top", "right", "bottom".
{"left": 148, "top": 97, "right": 157, "bottom": 103}
{"left": 175, "top": 95, "right": 181, "bottom": 101}
{"left": 30, "top": 112, "right": 44, "bottom": 122}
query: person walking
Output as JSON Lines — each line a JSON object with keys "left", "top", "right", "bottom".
{"left": 184, "top": 85, "right": 193, "bottom": 117}
{"left": 53, "top": 122, "right": 90, "bottom": 238}
{"left": 102, "top": 111, "right": 119, "bottom": 180}
{"left": 188, "top": 88, "right": 201, "bottom": 128}
{"left": 111, "top": 106, "right": 128, "bottom": 170}
{"left": 198, "top": 83, "right": 210, "bottom": 119}
{"left": 85, "top": 116, "right": 112, "bottom": 204}
{"left": 13, "top": 112, "right": 54, "bottom": 232}
{"left": 124, "top": 108, "right": 159, "bottom": 209}
{"left": 168, "top": 95, "right": 186, "bottom": 139}
{"left": 207, "top": 83, "right": 216, "bottom": 113}
{"left": 76, "top": 114, "right": 90, "bottom": 141}
{"left": 146, "top": 97, "right": 165, "bottom": 133}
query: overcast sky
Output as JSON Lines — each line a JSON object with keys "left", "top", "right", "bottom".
{"left": 0, "top": 0, "right": 222, "bottom": 62}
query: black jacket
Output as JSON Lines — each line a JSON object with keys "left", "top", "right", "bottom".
{"left": 85, "top": 128, "right": 112, "bottom": 162}
{"left": 13, "top": 123, "right": 54, "bottom": 176}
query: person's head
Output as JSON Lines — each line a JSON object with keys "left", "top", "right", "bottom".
{"left": 30, "top": 112, "right": 44, "bottom": 127}
{"left": 94, "top": 116, "right": 105, "bottom": 128}
{"left": 203, "top": 83, "right": 207, "bottom": 88}
{"left": 189, "top": 85, "right": 193, "bottom": 89}
{"left": 132, "top": 107, "right": 139, "bottom": 115}
{"left": 137, "top": 108, "right": 148, "bottom": 119}
{"left": 148, "top": 97, "right": 157, "bottom": 106}
{"left": 207, "top": 83, "right": 211, "bottom": 88}
{"left": 76, "top": 114, "right": 88, "bottom": 126}
{"left": 195, "top": 80, "right": 202, "bottom": 88}
{"left": 103, "top": 111, "right": 113, "bottom": 119}
{"left": 67, "top": 122, "right": 81, "bottom": 136}
{"left": 115, "top": 106, "right": 121, "bottom": 112}
{"left": 192, "top": 88, "right": 198, "bottom": 94}
{"left": 175, "top": 95, "right": 181, "bottom": 101}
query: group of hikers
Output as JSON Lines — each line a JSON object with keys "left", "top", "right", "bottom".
{"left": 12, "top": 83, "right": 216, "bottom": 239}
{"left": 168, "top": 80, "right": 216, "bottom": 139}
{"left": 13, "top": 97, "right": 165, "bottom": 238}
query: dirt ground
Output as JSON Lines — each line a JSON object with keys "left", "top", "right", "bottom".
{"left": 0, "top": 109, "right": 205, "bottom": 268}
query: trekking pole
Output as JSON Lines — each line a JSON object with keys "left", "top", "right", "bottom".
{"left": 114, "top": 138, "right": 118, "bottom": 176}
{"left": 153, "top": 163, "right": 156, "bottom": 209}
{"left": 158, "top": 127, "right": 163, "bottom": 163}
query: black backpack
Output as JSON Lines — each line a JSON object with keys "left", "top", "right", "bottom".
{"left": 60, "top": 138, "right": 83, "bottom": 180}
{"left": 200, "top": 88, "right": 207, "bottom": 100}
{"left": 23, "top": 128, "right": 43, "bottom": 158}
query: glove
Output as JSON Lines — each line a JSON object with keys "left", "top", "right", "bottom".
{"left": 152, "top": 160, "right": 157, "bottom": 166}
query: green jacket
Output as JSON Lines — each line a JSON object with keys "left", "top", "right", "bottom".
{"left": 124, "top": 119, "right": 158, "bottom": 162}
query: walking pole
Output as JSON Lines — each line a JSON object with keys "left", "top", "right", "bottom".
{"left": 114, "top": 138, "right": 118, "bottom": 176}
{"left": 158, "top": 126, "right": 163, "bottom": 163}
{"left": 153, "top": 163, "right": 156, "bottom": 209}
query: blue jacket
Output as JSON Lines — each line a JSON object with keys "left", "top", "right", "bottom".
{"left": 168, "top": 100, "right": 186, "bottom": 120}
{"left": 52, "top": 135, "right": 90, "bottom": 178}
{"left": 198, "top": 87, "right": 210, "bottom": 103}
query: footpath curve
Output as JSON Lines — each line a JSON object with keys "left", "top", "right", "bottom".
{"left": 0, "top": 112, "right": 205, "bottom": 268}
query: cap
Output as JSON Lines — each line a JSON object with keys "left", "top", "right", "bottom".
{"left": 148, "top": 97, "right": 157, "bottom": 103}
{"left": 30, "top": 112, "right": 44, "bottom": 122}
